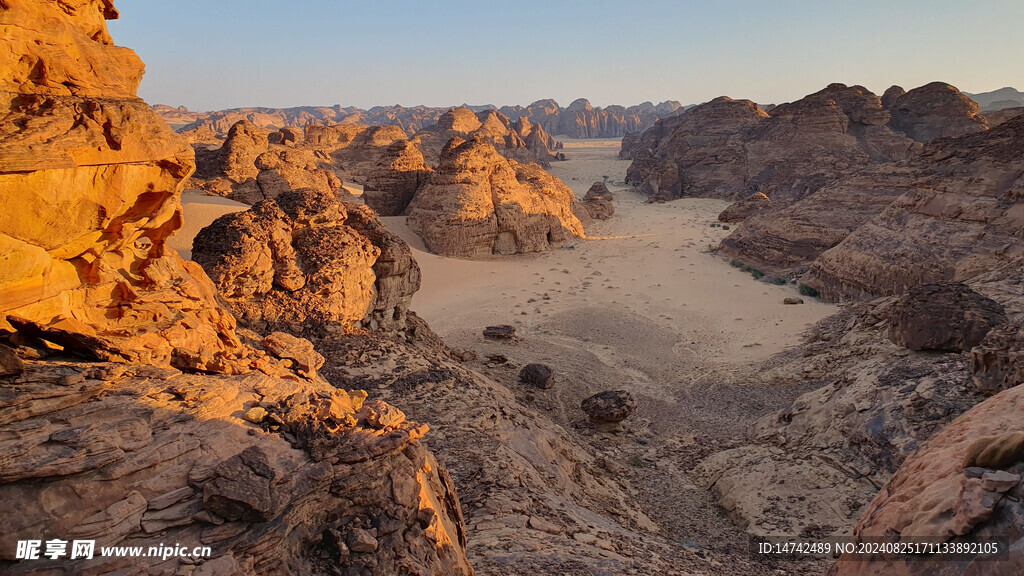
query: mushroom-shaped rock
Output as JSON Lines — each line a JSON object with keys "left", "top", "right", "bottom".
{"left": 581, "top": 390, "right": 637, "bottom": 431}
{"left": 887, "top": 283, "right": 1006, "bottom": 352}
{"left": 519, "top": 363, "right": 555, "bottom": 389}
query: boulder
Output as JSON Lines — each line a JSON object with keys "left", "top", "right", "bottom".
{"left": 887, "top": 283, "right": 1006, "bottom": 352}
{"left": 581, "top": 390, "right": 637, "bottom": 431}
{"left": 519, "top": 363, "right": 555, "bottom": 389}
{"left": 483, "top": 325, "right": 516, "bottom": 340}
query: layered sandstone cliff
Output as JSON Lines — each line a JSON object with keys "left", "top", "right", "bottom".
{"left": 804, "top": 114, "right": 1024, "bottom": 300}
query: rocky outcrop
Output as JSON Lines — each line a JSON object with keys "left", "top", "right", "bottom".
{"left": 172, "top": 104, "right": 446, "bottom": 139}
{"left": 886, "top": 283, "right": 1006, "bottom": 352}
{"left": 626, "top": 85, "right": 920, "bottom": 204}
{"left": 696, "top": 303, "right": 987, "bottom": 540}
{"left": 192, "top": 120, "right": 342, "bottom": 204}
{"left": 718, "top": 163, "right": 918, "bottom": 271}
{"left": 499, "top": 98, "right": 683, "bottom": 138}
{"left": 406, "top": 139, "right": 585, "bottom": 258}
{"left": 362, "top": 140, "right": 433, "bottom": 216}
{"left": 165, "top": 100, "right": 682, "bottom": 143}
{"left": 971, "top": 321, "right": 1024, "bottom": 396}
{"left": 831, "top": 384, "right": 1024, "bottom": 576}
{"left": 192, "top": 188, "right": 420, "bottom": 334}
{"left": 717, "top": 192, "right": 771, "bottom": 223}
{"left": 887, "top": 81, "right": 988, "bottom": 142}
{"left": 0, "top": 0, "right": 246, "bottom": 373}
{"left": 413, "top": 108, "right": 558, "bottom": 167}
{"left": 582, "top": 181, "right": 615, "bottom": 220}
{"left": 804, "top": 114, "right": 1024, "bottom": 301}
{"left": 0, "top": 3, "right": 473, "bottom": 575}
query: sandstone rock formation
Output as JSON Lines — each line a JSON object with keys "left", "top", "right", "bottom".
{"left": 886, "top": 283, "right": 1006, "bottom": 352}
{"left": 581, "top": 390, "right": 637, "bottom": 431}
{"left": 362, "top": 140, "right": 432, "bottom": 216}
{"left": 192, "top": 188, "right": 421, "bottom": 334}
{"left": 412, "top": 107, "right": 558, "bottom": 167}
{"left": 581, "top": 181, "right": 615, "bottom": 220}
{"left": 499, "top": 98, "right": 683, "bottom": 138}
{"left": 0, "top": 3, "right": 473, "bottom": 575}
{"left": 626, "top": 82, "right": 995, "bottom": 207}
{"left": 0, "top": 0, "right": 244, "bottom": 373}
{"left": 406, "top": 139, "right": 585, "bottom": 258}
{"left": 830, "top": 384, "right": 1024, "bottom": 576}
{"left": 886, "top": 81, "right": 988, "bottom": 142}
{"left": 191, "top": 120, "right": 343, "bottom": 204}
{"left": 718, "top": 192, "right": 771, "bottom": 223}
{"left": 803, "top": 114, "right": 1024, "bottom": 300}
{"left": 626, "top": 85, "right": 921, "bottom": 204}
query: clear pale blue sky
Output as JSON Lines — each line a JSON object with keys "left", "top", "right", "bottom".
{"left": 108, "top": 0, "right": 1023, "bottom": 111}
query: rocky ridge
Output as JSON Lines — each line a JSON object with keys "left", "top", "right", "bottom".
{"left": 0, "top": 3, "right": 473, "bottom": 574}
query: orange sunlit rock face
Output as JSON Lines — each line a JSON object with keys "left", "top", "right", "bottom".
{"left": 0, "top": 0, "right": 249, "bottom": 371}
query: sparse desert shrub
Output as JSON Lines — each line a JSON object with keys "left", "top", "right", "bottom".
{"left": 750, "top": 269, "right": 764, "bottom": 279}
{"left": 770, "top": 277, "right": 787, "bottom": 285}
{"left": 799, "top": 284, "right": 820, "bottom": 297}
{"left": 722, "top": 225, "right": 730, "bottom": 230}
{"left": 730, "top": 260, "right": 742, "bottom": 268}
{"left": 628, "top": 455, "right": 647, "bottom": 468}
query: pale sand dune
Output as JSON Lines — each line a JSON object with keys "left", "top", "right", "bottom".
{"left": 388, "top": 138, "right": 836, "bottom": 377}
{"left": 169, "top": 191, "right": 249, "bottom": 259}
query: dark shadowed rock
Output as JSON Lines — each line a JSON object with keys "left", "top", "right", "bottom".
{"left": 887, "top": 82, "right": 989, "bottom": 142}
{"left": 887, "top": 283, "right": 1006, "bottom": 352}
{"left": 519, "top": 363, "right": 555, "bottom": 389}
{"left": 581, "top": 390, "right": 637, "bottom": 431}
{"left": 483, "top": 325, "right": 516, "bottom": 340}
{"left": 971, "top": 321, "right": 1024, "bottom": 395}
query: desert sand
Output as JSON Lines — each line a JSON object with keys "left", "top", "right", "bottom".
{"left": 168, "top": 191, "right": 249, "bottom": 259}
{"left": 386, "top": 138, "right": 835, "bottom": 369}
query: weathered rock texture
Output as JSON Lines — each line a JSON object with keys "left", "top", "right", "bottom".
{"left": 886, "top": 283, "right": 1006, "bottom": 352}
{"left": 581, "top": 181, "right": 615, "bottom": 220}
{"left": 696, "top": 303, "right": 988, "bottom": 540}
{"left": 192, "top": 188, "right": 420, "bottom": 334}
{"left": 830, "top": 384, "right": 1024, "bottom": 576}
{"left": 887, "top": 81, "right": 988, "bottom": 142}
{"left": 362, "top": 140, "right": 432, "bottom": 216}
{"left": 804, "top": 114, "right": 1024, "bottom": 300}
{"left": 625, "top": 85, "right": 920, "bottom": 204}
{"left": 406, "top": 139, "right": 586, "bottom": 258}
{"left": 191, "top": 120, "right": 343, "bottom": 204}
{"left": 0, "top": 0, "right": 246, "bottom": 373}
{"left": 0, "top": 4, "right": 473, "bottom": 575}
